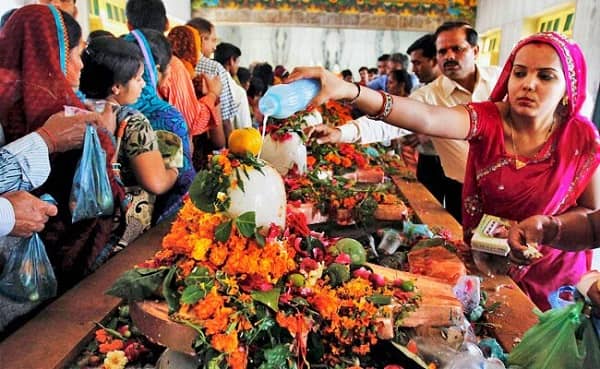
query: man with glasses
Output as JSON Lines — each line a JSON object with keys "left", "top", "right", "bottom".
{"left": 408, "top": 21, "right": 500, "bottom": 221}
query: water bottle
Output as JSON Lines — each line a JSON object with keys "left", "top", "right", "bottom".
{"left": 258, "top": 79, "right": 320, "bottom": 119}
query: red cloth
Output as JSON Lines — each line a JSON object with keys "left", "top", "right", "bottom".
{"left": 0, "top": 5, "right": 122, "bottom": 281}
{"left": 462, "top": 33, "right": 600, "bottom": 310}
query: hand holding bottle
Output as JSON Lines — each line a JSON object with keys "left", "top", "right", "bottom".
{"left": 287, "top": 66, "right": 357, "bottom": 108}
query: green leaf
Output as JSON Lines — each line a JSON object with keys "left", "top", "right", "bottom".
{"left": 215, "top": 220, "right": 232, "bottom": 243}
{"left": 181, "top": 284, "right": 206, "bottom": 305}
{"left": 235, "top": 211, "right": 256, "bottom": 237}
{"left": 259, "top": 344, "right": 293, "bottom": 369}
{"left": 251, "top": 288, "right": 281, "bottom": 312}
{"left": 163, "top": 266, "right": 180, "bottom": 313}
{"left": 105, "top": 267, "right": 168, "bottom": 301}
{"left": 367, "top": 294, "right": 392, "bottom": 306}
{"left": 207, "top": 354, "right": 225, "bottom": 369}
{"left": 185, "top": 266, "right": 212, "bottom": 285}
{"left": 235, "top": 168, "right": 245, "bottom": 192}
{"left": 255, "top": 230, "right": 266, "bottom": 247}
{"left": 189, "top": 170, "right": 230, "bottom": 213}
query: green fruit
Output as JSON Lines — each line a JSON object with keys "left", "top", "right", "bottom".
{"left": 400, "top": 280, "right": 415, "bottom": 292}
{"left": 325, "top": 263, "right": 351, "bottom": 287}
{"left": 288, "top": 273, "right": 306, "bottom": 287}
{"left": 336, "top": 238, "right": 367, "bottom": 265}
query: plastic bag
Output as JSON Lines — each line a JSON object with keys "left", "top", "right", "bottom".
{"left": 507, "top": 301, "right": 586, "bottom": 369}
{"left": 443, "top": 343, "right": 506, "bottom": 369}
{"left": 70, "top": 124, "right": 114, "bottom": 223}
{"left": 582, "top": 316, "right": 600, "bottom": 369}
{"left": 0, "top": 195, "right": 58, "bottom": 302}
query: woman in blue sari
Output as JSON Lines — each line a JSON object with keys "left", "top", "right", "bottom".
{"left": 125, "top": 29, "right": 195, "bottom": 223}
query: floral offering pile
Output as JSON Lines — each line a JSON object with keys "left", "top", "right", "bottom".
{"left": 108, "top": 197, "right": 422, "bottom": 369}
{"left": 68, "top": 305, "right": 162, "bottom": 369}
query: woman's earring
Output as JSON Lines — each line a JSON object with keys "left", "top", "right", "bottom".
{"left": 561, "top": 96, "right": 568, "bottom": 106}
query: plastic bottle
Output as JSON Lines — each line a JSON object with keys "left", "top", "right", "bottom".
{"left": 258, "top": 79, "right": 320, "bottom": 119}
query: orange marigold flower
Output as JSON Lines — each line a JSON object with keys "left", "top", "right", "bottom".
{"left": 307, "top": 155, "right": 316, "bottom": 167}
{"left": 308, "top": 287, "right": 340, "bottom": 320}
{"left": 211, "top": 331, "right": 239, "bottom": 353}
{"left": 203, "top": 307, "right": 233, "bottom": 335}
{"left": 227, "top": 347, "right": 248, "bottom": 369}
{"left": 193, "top": 287, "right": 224, "bottom": 320}
{"left": 209, "top": 244, "right": 228, "bottom": 267}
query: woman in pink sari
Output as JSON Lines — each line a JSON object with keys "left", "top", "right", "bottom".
{"left": 461, "top": 33, "right": 599, "bottom": 310}
{"left": 290, "top": 32, "right": 600, "bottom": 310}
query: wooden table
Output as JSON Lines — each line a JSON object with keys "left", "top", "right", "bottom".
{"left": 393, "top": 176, "right": 538, "bottom": 352}
{"left": 0, "top": 179, "right": 538, "bottom": 369}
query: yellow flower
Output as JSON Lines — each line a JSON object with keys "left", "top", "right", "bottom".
{"left": 103, "top": 350, "right": 127, "bottom": 369}
{"left": 217, "top": 191, "right": 228, "bottom": 202}
{"left": 191, "top": 237, "right": 213, "bottom": 261}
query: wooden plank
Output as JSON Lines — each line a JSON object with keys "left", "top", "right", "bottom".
{"left": 392, "top": 176, "right": 538, "bottom": 352}
{"left": 0, "top": 221, "right": 173, "bottom": 369}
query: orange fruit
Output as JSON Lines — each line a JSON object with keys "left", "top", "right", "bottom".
{"left": 228, "top": 127, "right": 262, "bottom": 156}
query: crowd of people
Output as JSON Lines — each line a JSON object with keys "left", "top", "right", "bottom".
{"left": 0, "top": 0, "right": 599, "bottom": 336}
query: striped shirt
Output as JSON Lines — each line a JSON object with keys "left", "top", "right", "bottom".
{"left": 195, "top": 56, "right": 237, "bottom": 121}
{"left": 0, "top": 132, "right": 51, "bottom": 236}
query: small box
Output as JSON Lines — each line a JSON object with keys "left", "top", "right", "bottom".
{"left": 470, "top": 214, "right": 512, "bottom": 256}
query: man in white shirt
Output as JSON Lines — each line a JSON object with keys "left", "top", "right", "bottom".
{"left": 311, "top": 22, "right": 500, "bottom": 221}
{"left": 214, "top": 42, "right": 252, "bottom": 129}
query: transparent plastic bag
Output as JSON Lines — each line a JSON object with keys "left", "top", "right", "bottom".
{"left": 0, "top": 195, "right": 58, "bottom": 302}
{"left": 507, "top": 301, "right": 586, "bottom": 369}
{"left": 69, "top": 124, "right": 114, "bottom": 223}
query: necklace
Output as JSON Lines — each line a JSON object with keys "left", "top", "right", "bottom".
{"left": 507, "top": 114, "right": 555, "bottom": 170}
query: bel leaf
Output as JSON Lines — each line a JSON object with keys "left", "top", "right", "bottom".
{"left": 162, "top": 266, "right": 180, "bottom": 313}
{"left": 181, "top": 284, "right": 207, "bottom": 305}
{"left": 251, "top": 288, "right": 281, "bottom": 312}
{"left": 235, "top": 211, "right": 256, "bottom": 237}
{"left": 106, "top": 267, "right": 168, "bottom": 301}
{"left": 215, "top": 220, "right": 232, "bottom": 243}
{"left": 189, "top": 170, "right": 229, "bottom": 213}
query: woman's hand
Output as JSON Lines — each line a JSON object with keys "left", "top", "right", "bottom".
{"left": 287, "top": 66, "right": 357, "bottom": 107}
{"left": 507, "top": 215, "right": 548, "bottom": 264}
{"left": 305, "top": 124, "right": 342, "bottom": 144}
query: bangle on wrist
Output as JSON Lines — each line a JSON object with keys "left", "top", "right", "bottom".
{"left": 367, "top": 91, "right": 393, "bottom": 120}
{"left": 343, "top": 82, "right": 361, "bottom": 105}
{"left": 547, "top": 215, "right": 562, "bottom": 244}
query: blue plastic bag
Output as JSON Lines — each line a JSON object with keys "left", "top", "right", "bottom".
{"left": 69, "top": 124, "right": 114, "bottom": 223}
{"left": 0, "top": 194, "right": 58, "bottom": 302}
